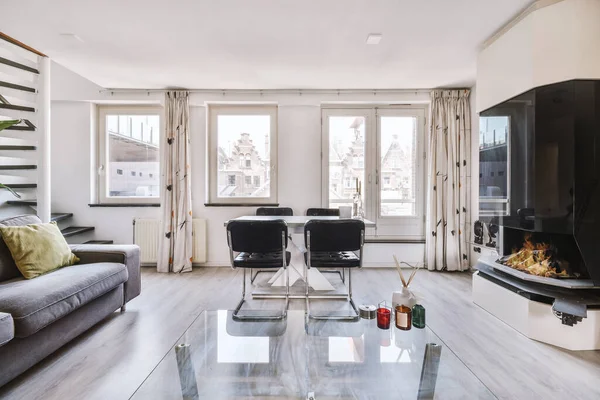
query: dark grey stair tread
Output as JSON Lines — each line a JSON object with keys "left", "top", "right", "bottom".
{"left": 61, "top": 226, "right": 95, "bottom": 237}
{"left": 7, "top": 183, "right": 36, "bottom": 189}
{"left": 6, "top": 199, "right": 37, "bottom": 206}
{"left": 0, "top": 165, "right": 37, "bottom": 170}
{"left": 83, "top": 240, "right": 114, "bottom": 244}
{"left": 51, "top": 213, "right": 73, "bottom": 222}
{"left": 0, "top": 145, "right": 37, "bottom": 151}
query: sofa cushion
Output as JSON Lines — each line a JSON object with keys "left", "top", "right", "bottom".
{"left": 0, "top": 262, "right": 127, "bottom": 338}
{"left": 0, "top": 221, "right": 80, "bottom": 279}
{"left": 0, "top": 312, "right": 13, "bottom": 346}
{"left": 0, "top": 215, "right": 42, "bottom": 282}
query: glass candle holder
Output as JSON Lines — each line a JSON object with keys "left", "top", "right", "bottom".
{"left": 377, "top": 302, "right": 392, "bottom": 330}
{"left": 412, "top": 304, "right": 426, "bottom": 329}
{"left": 395, "top": 305, "right": 412, "bottom": 331}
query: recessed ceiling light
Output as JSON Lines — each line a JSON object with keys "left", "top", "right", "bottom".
{"left": 366, "top": 34, "right": 382, "bottom": 45}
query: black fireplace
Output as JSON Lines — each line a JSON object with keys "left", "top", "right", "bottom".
{"left": 476, "top": 80, "right": 600, "bottom": 325}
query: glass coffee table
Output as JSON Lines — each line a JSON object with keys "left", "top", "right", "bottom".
{"left": 132, "top": 310, "right": 495, "bottom": 399}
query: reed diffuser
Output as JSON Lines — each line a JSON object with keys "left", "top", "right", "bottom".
{"left": 391, "top": 255, "right": 420, "bottom": 309}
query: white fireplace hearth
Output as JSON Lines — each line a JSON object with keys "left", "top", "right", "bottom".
{"left": 472, "top": 271, "right": 600, "bottom": 351}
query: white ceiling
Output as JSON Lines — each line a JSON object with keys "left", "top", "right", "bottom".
{"left": 2, "top": 0, "right": 533, "bottom": 89}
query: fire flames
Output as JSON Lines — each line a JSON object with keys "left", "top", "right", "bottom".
{"left": 498, "top": 234, "right": 571, "bottom": 278}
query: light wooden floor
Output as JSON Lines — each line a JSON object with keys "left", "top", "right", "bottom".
{"left": 1, "top": 268, "right": 599, "bottom": 400}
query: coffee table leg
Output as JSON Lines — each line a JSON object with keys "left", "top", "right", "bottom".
{"left": 175, "top": 343, "right": 199, "bottom": 400}
{"left": 417, "top": 343, "right": 442, "bottom": 400}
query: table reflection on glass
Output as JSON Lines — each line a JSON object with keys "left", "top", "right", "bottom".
{"left": 133, "top": 311, "right": 494, "bottom": 399}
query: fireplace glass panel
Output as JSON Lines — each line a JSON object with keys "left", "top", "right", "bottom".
{"left": 479, "top": 116, "right": 509, "bottom": 218}
{"left": 480, "top": 90, "right": 534, "bottom": 229}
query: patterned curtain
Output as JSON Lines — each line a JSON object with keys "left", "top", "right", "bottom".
{"left": 426, "top": 89, "right": 471, "bottom": 271}
{"left": 158, "top": 91, "right": 193, "bottom": 273}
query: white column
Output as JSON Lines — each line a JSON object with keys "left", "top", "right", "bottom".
{"left": 37, "top": 56, "right": 51, "bottom": 222}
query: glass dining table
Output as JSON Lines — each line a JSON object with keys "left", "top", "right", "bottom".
{"left": 224, "top": 216, "right": 376, "bottom": 299}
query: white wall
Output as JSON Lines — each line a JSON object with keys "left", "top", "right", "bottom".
{"left": 50, "top": 66, "right": 432, "bottom": 266}
{"left": 469, "top": 85, "right": 480, "bottom": 265}
{"left": 477, "top": 0, "right": 600, "bottom": 112}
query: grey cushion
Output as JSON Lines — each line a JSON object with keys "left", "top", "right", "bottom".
{"left": 0, "top": 312, "right": 13, "bottom": 346}
{"left": 0, "top": 262, "right": 127, "bottom": 338}
{"left": 0, "top": 214, "right": 42, "bottom": 282}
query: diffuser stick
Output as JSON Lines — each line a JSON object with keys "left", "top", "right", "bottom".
{"left": 393, "top": 255, "right": 408, "bottom": 287}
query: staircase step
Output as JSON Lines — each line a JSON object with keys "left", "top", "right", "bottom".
{"left": 0, "top": 145, "right": 37, "bottom": 151}
{"left": 0, "top": 165, "right": 37, "bottom": 170}
{"left": 83, "top": 240, "right": 114, "bottom": 245}
{"left": 51, "top": 213, "right": 73, "bottom": 223}
{"left": 61, "top": 226, "right": 95, "bottom": 237}
{"left": 6, "top": 199, "right": 36, "bottom": 206}
{"left": 7, "top": 183, "right": 36, "bottom": 189}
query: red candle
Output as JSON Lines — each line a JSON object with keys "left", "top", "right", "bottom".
{"left": 377, "top": 307, "right": 391, "bottom": 329}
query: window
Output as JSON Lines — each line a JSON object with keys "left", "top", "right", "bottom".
{"left": 98, "top": 106, "right": 161, "bottom": 204}
{"left": 207, "top": 105, "right": 278, "bottom": 205}
{"left": 322, "top": 107, "right": 426, "bottom": 238}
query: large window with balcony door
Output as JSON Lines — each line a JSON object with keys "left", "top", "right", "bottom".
{"left": 97, "top": 106, "right": 161, "bottom": 204}
{"left": 321, "top": 107, "right": 426, "bottom": 239}
{"left": 207, "top": 105, "right": 278, "bottom": 205}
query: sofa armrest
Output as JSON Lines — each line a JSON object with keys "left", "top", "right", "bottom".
{"left": 0, "top": 312, "right": 14, "bottom": 347}
{"left": 69, "top": 244, "right": 141, "bottom": 303}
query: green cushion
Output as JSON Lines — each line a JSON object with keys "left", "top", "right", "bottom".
{"left": 0, "top": 222, "right": 79, "bottom": 279}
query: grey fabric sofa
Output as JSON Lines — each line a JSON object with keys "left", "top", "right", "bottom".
{"left": 0, "top": 215, "right": 141, "bottom": 387}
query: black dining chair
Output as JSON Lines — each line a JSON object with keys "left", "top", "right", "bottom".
{"left": 304, "top": 219, "right": 365, "bottom": 320}
{"left": 251, "top": 207, "right": 293, "bottom": 284}
{"left": 256, "top": 207, "right": 294, "bottom": 216}
{"left": 306, "top": 208, "right": 340, "bottom": 217}
{"left": 226, "top": 220, "right": 290, "bottom": 320}
{"left": 306, "top": 207, "right": 345, "bottom": 282}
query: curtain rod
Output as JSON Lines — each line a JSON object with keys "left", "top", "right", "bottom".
{"left": 99, "top": 88, "right": 432, "bottom": 96}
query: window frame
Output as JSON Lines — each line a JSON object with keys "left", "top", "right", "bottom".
{"left": 97, "top": 105, "right": 163, "bottom": 205}
{"left": 206, "top": 104, "right": 278, "bottom": 206}
{"left": 321, "top": 105, "right": 427, "bottom": 239}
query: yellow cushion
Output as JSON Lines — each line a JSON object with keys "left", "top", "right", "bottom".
{"left": 0, "top": 221, "right": 79, "bottom": 279}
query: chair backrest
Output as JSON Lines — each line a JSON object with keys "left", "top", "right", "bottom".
{"left": 227, "top": 220, "right": 288, "bottom": 253}
{"left": 256, "top": 207, "right": 293, "bottom": 216}
{"left": 304, "top": 219, "right": 364, "bottom": 252}
{"left": 306, "top": 208, "right": 340, "bottom": 217}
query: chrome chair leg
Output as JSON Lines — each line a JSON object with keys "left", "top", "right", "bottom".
{"left": 233, "top": 268, "right": 289, "bottom": 321}
{"left": 306, "top": 267, "right": 359, "bottom": 321}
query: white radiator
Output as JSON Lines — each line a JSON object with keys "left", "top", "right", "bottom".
{"left": 133, "top": 219, "right": 207, "bottom": 264}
